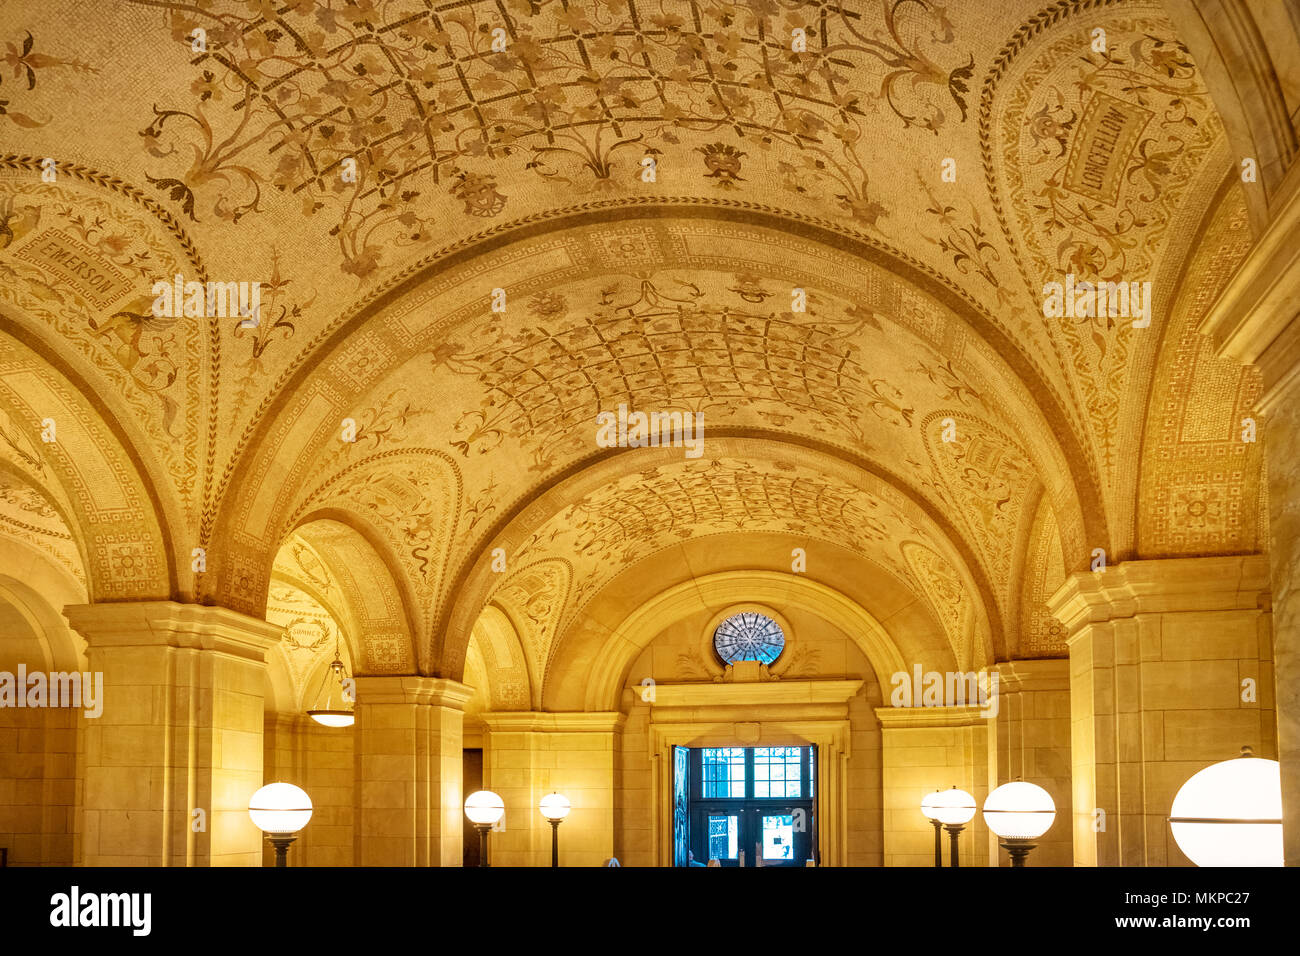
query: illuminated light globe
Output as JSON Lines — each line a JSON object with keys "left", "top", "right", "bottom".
{"left": 983, "top": 781, "right": 1056, "bottom": 839}
{"left": 464, "top": 789, "right": 505, "bottom": 826}
{"left": 539, "top": 792, "right": 571, "bottom": 821}
{"left": 1169, "top": 747, "right": 1283, "bottom": 867}
{"left": 248, "top": 782, "right": 313, "bottom": 835}
{"left": 309, "top": 712, "right": 354, "bottom": 728}
{"left": 920, "top": 790, "right": 943, "bottom": 821}
{"left": 931, "top": 787, "right": 977, "bottom": 826}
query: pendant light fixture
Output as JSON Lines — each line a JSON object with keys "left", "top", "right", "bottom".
{"left": 306, "top": 630, "right": 354, "bottom": 727}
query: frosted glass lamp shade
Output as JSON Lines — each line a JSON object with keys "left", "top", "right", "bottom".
{"left": 983, "top": 781, "right": 1055, "bottom": 839}
{"left": 931, "top": 787, "right": 977, "bottom": 826}
{"left": 464, "top": 789, "right": 505, "bottom": 825}
{"left": 539, "top": 792, "right": 571, "bottom": 821}
{"left": 920, "top": 790, "right": 943, "bottom": 821}
{"left": 248, "top": 782, "right": 313, "bottom": 834}
{"left": 1169, "top": 748, "right": 1283, "bottom": 867}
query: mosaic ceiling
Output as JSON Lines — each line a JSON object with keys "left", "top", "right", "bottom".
{"left": 0, "top": 0, "right": 1266, "bottom": 690}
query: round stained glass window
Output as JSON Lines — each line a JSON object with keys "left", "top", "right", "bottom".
{"left": 712, "top": 611, "right": 785, "bottom": 665}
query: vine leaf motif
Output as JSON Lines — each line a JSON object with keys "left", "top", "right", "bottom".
{"left": 144, "top": 174, "right": 198, "bottom": 222}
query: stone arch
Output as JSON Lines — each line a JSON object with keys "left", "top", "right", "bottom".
{"left": 465, "top": 604, "right": 533, "bottom": 712}
{"left": 577, "top": 571, "right": 913, "bottom": 712}
{"left": 437, "top": 436, "right": 995, "bottom": 687}
{"left": 271, "top": 514, "right": 419, "bottom": 679}
{"left": 207, "top": 206, "right": 1103, "bottom": 633}
{"left": 0, "top": 319, "right": 175, "bottom": 601}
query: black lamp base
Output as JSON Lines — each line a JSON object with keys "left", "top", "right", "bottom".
{"left": 999, "top": 838, "right": 1038, "bottom": 867}
{"left": 267, "top": 833, "right": 297, "bottom": 868}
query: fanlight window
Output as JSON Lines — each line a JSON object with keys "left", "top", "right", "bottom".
{"left": 712, "top": 612, "right": 785, "bottom": 665}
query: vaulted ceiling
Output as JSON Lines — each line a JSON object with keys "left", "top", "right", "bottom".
{"left": 0, "top": 0, "right": 1266, "bottom": 693}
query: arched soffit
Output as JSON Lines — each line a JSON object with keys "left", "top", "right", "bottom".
{"left": 1134, "top": 183, "right": 1266, "bottom": 556}
{"left": 0, "top": 170, "right": 211, "bottom": 594}
{"left": 544, "top": 539, "right": 960, "bottom": 711}
{"left": 275, "top": 515, "right": 420, "bottom": 675}
{"left": 0, "top": 324, "right": 173, "bottom": 600}
{"left": 1014, "top": 487, "right": 1069, "bottom": 661}
{"left": 0, "top": 461, "right": 86, "bottom": 597}
{"left": 980, "top": 0, "right": 1239, "bottom": 554}
{"left": 572, "top": 570, "right": 918, "bottom": 713}
{"left": 541, "top": 538, "right": 950, "bottom": 709}
{"left": 466, "top": 603, "right": 533, "bottom": 711}
{"left": 489, "top": 559, "right": 569, "bottom": 709}
{"left": 1160, "top": 0, "right": 1300, "bottom": 230}
{"left": 0, "top": 572, "right": 86, "bottom": 673}
{"left": 246, "top": 453, "right": 460, "bottom": 673}
{"left": 1, "top": 0, "right": 1243, "bottom": 592}
{"left": 264, "top": 553, "right": 358, "bottom": 716}
{"left": 212, "top": 216, "right": 1092, "bottom": 639}
{"left": 442, "top": 436, "right": 994, "bottom": 686}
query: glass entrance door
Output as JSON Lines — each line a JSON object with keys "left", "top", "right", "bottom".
{"left": 681, "top": 746, "right": 816, "bottom": 866}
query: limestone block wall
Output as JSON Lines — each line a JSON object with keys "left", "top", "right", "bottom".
{"left": 65, "top": 603, "right": 281, "bottom": 867}
{"left": 991, "top": 660, "right": 1072, "bottom": 866}
{"left": 351, "top": 676, "right": 468, "bottom": 867}
{"left": 262, "top": 714, "right": 354, "bottom": 866}
{"left": 481, "top": 713, "right": 620, "bottom": 867}
{"left": 877, "top": 707, "right": 991, "bottom": 867}
{"left": 1051, "top": 557, "right": 1276, "bottom": 866}
{"left": 0, "top": 706, "right": 78, "bottom": 865}
{"left": 844, "top": 680, "right": 884, "bottom": 866}
{"left": 1265, "top": 391, "right": 1300, "bottom": 865}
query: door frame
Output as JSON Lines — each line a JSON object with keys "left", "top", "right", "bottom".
{"left": 647, "top": 679, "right": 860, "bottom": 866}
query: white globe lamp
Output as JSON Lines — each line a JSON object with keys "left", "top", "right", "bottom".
{"left": 1169, "top": 746, "right": 1283, "bottom": 867}
{"left": 984, "top": 780, "right": 1055, "bottom": 866}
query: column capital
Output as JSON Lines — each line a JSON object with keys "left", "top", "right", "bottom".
{"left": 64, "top": 600, "right": 282, "bottom": 662}
{"left": 479, "top": 711, "right": 626, "bottom": 734}
{"left": 994, "top": 658, "right": 1069, "bottom": 694}
{"left": 1200, "top": 165, "right": 1300, "bottom": 411}
{"left": 1048, "top": 555, "right": 1271, "bottom": 637}
{"left": 873, "top": 704, "right": 988, "bottom": 729}
{"left": 352, "top": 674, "right": 473, "bottom": 710}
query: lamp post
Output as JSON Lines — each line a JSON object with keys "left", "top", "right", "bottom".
{"left": 1169, "top": 745, "right": 1283, "bottom": 866}
{"left": 464, "top": 790, "right": 505, "bottom": 867}
{"left": 248, "top": 782, "right": 313, "bottom": 867}
{"left": 539, "top": 792, "right": 571, "bottom": 867}
{"left": 984, "top": 780, "right": 1055, "bottom": 866}
{"left": 920, "top": 790, "right": 944, "bottom": 867}
{"left": 930, "top": 786, "right": 976, "bottom": 867}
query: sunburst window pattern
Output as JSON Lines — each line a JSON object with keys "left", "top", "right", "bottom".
{"left": 712, "top": 612, "right": 785, "bottom": 665}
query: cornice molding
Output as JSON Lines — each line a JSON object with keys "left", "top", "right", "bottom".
{"left": 873, "top": 704, "right": 989, "bottom": 729}
{"left": 646, "top": 678, "right": 864, "bottom": 710}
{"left": 351, "top": 674, "right": 474, "bottom": 709}
{"left": 478, "top": 711, "right": 626, "bottom": 734}
{"left": 1200, "top": 165, "right": 1300, "bottom": 410}
{"left": 1047, "top": 555, "right": 1271, "bottom": 638}
{"left": 63, "top": 600, "right": 282, "bottom": 662}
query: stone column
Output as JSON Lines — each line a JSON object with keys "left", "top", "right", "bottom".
{"left": 1200, "top": 162, "right": 1300, "bottom": 864}
{"left": 352, "top": 675, "right": 470, "bottom": 866}
{"left": 875, "top": 705, "right": 991, "bottom": 867}
{"left": 989, "top": 659, "right": 1072, "bottom": 866}
{"left": 1049, "top": 556, "right": 1274, "bottom": 866}
{"left": 64, "top": 601, "right": 281, "bottom": 866}
{"left": 480, "top": 712, "right": 622, "bottom": 867}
